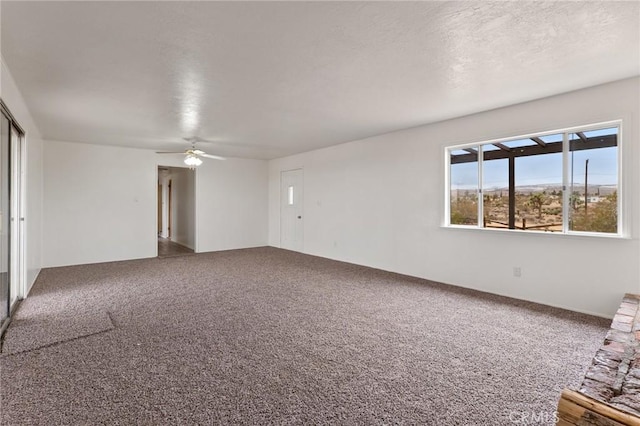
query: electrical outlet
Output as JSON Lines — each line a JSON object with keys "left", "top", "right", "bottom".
{"left": 513, "top": 267, "right": 522, "bottom": 278}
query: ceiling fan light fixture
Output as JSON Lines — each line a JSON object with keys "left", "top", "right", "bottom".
{"left": 184, "top": 154, "right": 202, "bottom": 168}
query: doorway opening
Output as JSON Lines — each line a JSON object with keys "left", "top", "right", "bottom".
{"left": 157, "top": 166, "right": 196, "bottom": 258}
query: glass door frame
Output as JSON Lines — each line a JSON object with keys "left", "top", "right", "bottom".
{"left": 0, "top": 99, "right": 26, "bottom": 335}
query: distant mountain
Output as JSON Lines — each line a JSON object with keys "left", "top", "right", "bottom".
{"left": 482, "top": 183, "right": 617, "bottom": 195}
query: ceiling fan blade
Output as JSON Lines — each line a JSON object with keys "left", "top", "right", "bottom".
{"left": 184, "top": 136, "right": 218, "bottom": 144}
{"left": 156, "top": 151, "right": 185, "bottom": 154}
{"left": 185, "top": 136, "right": 265, "bottom": 149}
{"left": 200, "top": 153, "right": 226, "bottom": 160}
{"left": 190, "top": 137, "right": 264, "bottom": 149}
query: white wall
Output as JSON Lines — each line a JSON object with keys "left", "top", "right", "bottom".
{"left": 268, "top": 77, "right": 640, "bottom": 318}
{"left": 43, "top": 142, "right": 268, "bottom": 266}
{"left": 43, "top": 141, "right": 158, "bottom": 266}
{"left": 197, "top": 158, "right": 268, "bottom": 252}
{"left": 170, "top": 167, "right": 195, "bottom": 249}
{"left": 1, "top": 57, "right": 43, "bottom": 294}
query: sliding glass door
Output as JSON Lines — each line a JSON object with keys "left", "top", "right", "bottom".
{"left": 0, "top": 101, "right": 26, "bottom": 331}
{"left": 0, "top": 111, "right": 9, "bottom": 323}
{"left": 10, "top": 125, "right": 24, "bottom": 309}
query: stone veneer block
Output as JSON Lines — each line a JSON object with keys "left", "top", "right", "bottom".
{"left": 608, "top": 329, "right": 633, "bottom": 344}
{"left": 603, "top": 340, "right": 628, "bottom": 354}
{"left": 629, "top": 368, "right": 640, "bottom": 381}
{"left": 621, "top": 376, "right": 640, "bottom": 394}
{"left": 580, "top": 378, "right": 615, "bottom": 401}
{"left": 610, "top": 395, "right": 640, "bottom": 417}
{"left": 579, "top": 294, "right": 640, "bottom": 420}
{"left": 619, "top": 306, "right": 638, "bottom": 317}
{"left": 612, "top": 320, "right": 634, "bottom": 333}
{"left": 594, "top": 350, "right": 622, "bottom": 370}
{"left": 585, "top": 365, "right": 619, "bottom": 386}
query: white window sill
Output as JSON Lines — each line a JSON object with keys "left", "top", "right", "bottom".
{"left": 440, "top": 224, "right": 630, "bottom": 240}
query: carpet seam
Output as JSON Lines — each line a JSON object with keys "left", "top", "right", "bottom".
{"left": 0, "top": 311, "right": 116, "bottom": 357}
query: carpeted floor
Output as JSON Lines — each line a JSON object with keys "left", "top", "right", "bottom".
{"left": 0, "top": 247, "right": 608, "bottom": 425}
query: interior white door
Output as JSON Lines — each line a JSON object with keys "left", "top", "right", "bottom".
{"left": 280, "top": 169, "right": 303, "bottom": 252}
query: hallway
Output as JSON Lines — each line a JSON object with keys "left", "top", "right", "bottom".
{"left": 157, "top": 237, "right": 193, "bottom": 258}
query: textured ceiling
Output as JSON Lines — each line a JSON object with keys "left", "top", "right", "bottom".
{"left": 1, "top": 1, "right": 639, "bottom": 159}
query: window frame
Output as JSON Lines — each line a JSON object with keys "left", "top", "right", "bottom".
{"left": 444, "top": 120, "right": 623, "bottom": 237}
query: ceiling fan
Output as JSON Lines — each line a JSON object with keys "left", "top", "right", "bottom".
{"left": 156, "top": 138, "right": 225, "bottom": 168}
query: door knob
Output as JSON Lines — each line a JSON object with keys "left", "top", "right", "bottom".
{"left": 297, "top": 216, "right": 302, "bottom": 219}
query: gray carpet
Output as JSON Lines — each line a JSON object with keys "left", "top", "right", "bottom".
{"left": 0, "top": 247, "right": 608, "bottom": 425}
{"left": 1, "top": 309, "right": 114, "bottom": 355}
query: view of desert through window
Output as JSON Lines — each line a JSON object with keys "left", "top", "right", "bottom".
{"left": 449, "top": 127, "right": 618, "bottom": 233}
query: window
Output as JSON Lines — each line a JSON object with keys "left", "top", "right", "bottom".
{"left": 449, "top": 149, "right": 478, "bottom": 225}
{"left": 287, "top": 185, "right": 294, "bottom": 205}
{"left": 447, "top": 122, "right": 621, "bottom": 236}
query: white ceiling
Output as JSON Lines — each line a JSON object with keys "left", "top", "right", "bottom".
{"left": 2, "top": 1, "right": 639, "bottom": 159}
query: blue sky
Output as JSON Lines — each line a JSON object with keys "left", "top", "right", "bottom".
{"left": 451, "top": 128, "right": 618, "bottom": 190}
